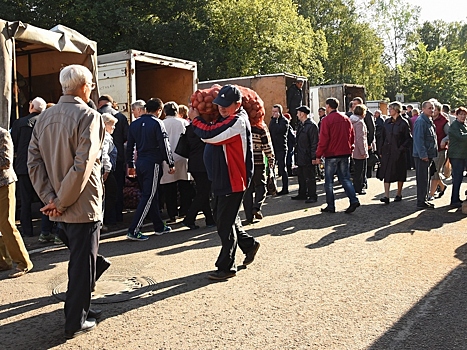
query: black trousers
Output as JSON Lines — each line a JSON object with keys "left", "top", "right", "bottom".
{"left": 161, "top": 180, "right": 193, "bottom": 219}
{"left": 184, "top": 172, "right": 215, "bottom": 226}
{"left": 104, "top": 172, "right": 117, "bottom": 225}
{"left": 114, "top": 160, "right": 125, "bottom": 222}
{"left": 353, "top": 158, "right": 367, "bottom": 193}
{"left": 212, "top": 191, "right": 256, "bottom": 272}
{"left": 17, "top": 174, "right": 35, "bottom": 236}
{"left": 275, "top": 151, "right": 289, "bottom": 192}
{"left": 297, "top": 165, "right": 317, "bottom": 199}
{"left": 57, "top": 221, "right": 100, "bottom": 332}
{"left": 414, "top": 157, "right": 431, "bottom": 206}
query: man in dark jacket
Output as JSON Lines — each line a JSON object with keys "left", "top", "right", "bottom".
{"left": 316, "top": 97, "right": 360, "bottom": 214}
{"left": 98, "top": 94, "right": 129, "bottom": 222}
{"left": 11, "top": 97, "right": 48, "bottom": 238}
{"left": 286, "top": 79, "right": 304, "bottom": 129}
{"left": 292, "top": 106, "right": 319, "bottom": 203}
{"left": 190, "top": 84, "right": 259, "bottom": 281}
{"left": 269, "top": 104, "right": 289, "bottom": 195}
{"left": 126, "top": 98, "right": 175, "bottom": 241}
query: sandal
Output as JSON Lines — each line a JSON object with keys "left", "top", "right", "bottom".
{"left": 8, "top": 267, "right": 30, "bottom": 278}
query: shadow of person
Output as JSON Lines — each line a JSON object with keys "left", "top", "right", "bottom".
{"left": 368, "top": 242, "right": 467, "bottom": 349}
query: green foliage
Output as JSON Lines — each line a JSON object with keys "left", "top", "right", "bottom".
{"left": 401, "top": 43, "right": 467, "bottom": 107}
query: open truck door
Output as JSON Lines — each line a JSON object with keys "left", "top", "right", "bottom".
{"left": 0, "top": 19, "right": 98, "bottom": 129}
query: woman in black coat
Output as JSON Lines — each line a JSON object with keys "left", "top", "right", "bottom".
{"left": 378, "top": 101, "right": 412, "bottom": 204}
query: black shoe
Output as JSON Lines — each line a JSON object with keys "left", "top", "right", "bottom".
{"left": 182, "top": 221, "right": 200, "bottom": 230}
{"left": 357, "top": 190, "right": 366, "bottom": 195}
{"left": 88, "top": 308, "right": 102, "bottom": 319}
{"left": 394, "top": 195, "right": 402, "bottom": 202}
{"left": 450, "top": 202, "right": 462, "bottom": 208}
{"left": 96, "top": 255, "right": 111, "bottom": 281}
{"left": 417, "top": 202, "right": 435, "bottom": 210}
{"left": 291, "top": 195, "right": 307, "bottom": 200}
{"left": 208, "top": 270, "right": 236, "bottom": 280}
{"left": 65, "top": 318, "right": 96, "bottom": 339}
{"left": 380, "top": 197, "right": 390, "bottom": 204}
{"left": 276, "top": 190, "right": 289, "bottom": 196}
{"left": 437, "top": 185, "right": 447, "bottom": 198}
{"left": 345, "top": 202, "right": 360, "bottom": 214}
{"left": 320, "top": 206, "right": 335, "bottom": 213}
{"left": 305, "top": 198, "right": 317, "bottom": 203}
{"left": 243, "top": 241, "right": 260, "bottom": 265}
{"left": 252, "top": 209, "right": 263, "bottom": 220}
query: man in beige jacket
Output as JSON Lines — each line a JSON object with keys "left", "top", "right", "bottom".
{"left": 28, "top": 64, "right": 105, "bottom": 338}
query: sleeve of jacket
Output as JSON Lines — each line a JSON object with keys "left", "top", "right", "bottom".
{"left": 400, "top": 120, "right": 412, "bottom": 151}
{"left": 0, "top": 130, "right": 13, "bottom": 170}
{"left": 126, "top": 126, "right": 136, "bottom": 168}
{"left": 364, "top": 112, "right": 375, "bottom": 145}
{"left": 308, "top": 123, "right": 319, "bottom": 160}
{"left": 354, "top": 123, "right": 365, "bottom": 158}
{"left": 157, "top": 120, "right": 175, "bottom": 168}
{"left": 28, "top": 127, "right": 56, "bottom": 204}
{"left": 316, "top": 118, "right": 330, "bottom": 158}
{"left": 54, "top": 113, "right": 105, "bottom": 212}
{"left": 102, "top": 135, "right": 112, "bottom": 172}
{"left": 261, "top": 126, "right": 275, "bottom": 163}
{"left": 10, "top": 120, "right": 20, "bottom": 152}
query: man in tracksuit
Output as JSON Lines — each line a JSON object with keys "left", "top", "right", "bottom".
{"left": 126, "top": 98, "right": 175, "bottom": 241}
{"left": 190, "top": 85, "right": 260, "bottom": 281}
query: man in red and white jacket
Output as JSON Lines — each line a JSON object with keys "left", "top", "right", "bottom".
{"left": 315, "top": 97, "right": 360, "bottom": 214}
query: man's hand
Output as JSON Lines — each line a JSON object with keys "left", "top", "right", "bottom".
{"left": 312, "top": 158, "right": 321, "bottom": 165}
{"left": 168, "top": 167, "right": 176, "bottom": 175}
{"left": 188, "top": 107, "right": 199, "bottom": 120}
{"left": 40, "top": 199, "right": 62, "bottom": 217}
{"left": 421, "top": 157, "right": 429, "bottom": 162}
{"left": 128, "top": 168, "right": 136, "bottom": 177}
{"left": 103, "top": 172, "right": 109, "bottom": 181}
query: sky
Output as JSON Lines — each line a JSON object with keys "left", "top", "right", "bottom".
{"left": 400, "top": 0, "right": 466, "bottom": 23}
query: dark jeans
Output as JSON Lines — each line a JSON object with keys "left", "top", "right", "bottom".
{"left": 275, "top": 151, "right": 289, "bottom": 192}
{"left": 17, "top": 174, "right": 35, "bottom": 236}
{"left": 57, "top": 221, "right": 100, "bottom": 332}
{"left": 353, "top": 158, "right": 367, "bottom": 193}
{"left": 184, "top": 172, "right": 215, "bottom": 226}
{"left": 128, "top": 162, "right": 165, "bottom": 234}
{"left": 104, "top": 172, "right": 117, "bottom": 225}
{"left": 449, "top": 158, "right": 467, "bottom": 205}
{"left": 297, "top": 164, "right": 317, "bottom": 199}
{"left": 212, "top": 191, "right": 256, "bottom": 272}
{"left": 243, "top": 164, "right": 267, "bottom": 221}
{"left": 161, "top": 180, "right": 193, "bottom": 219}
{"left": 414, "top": 157, "right": 431, "bottom": 206}
{"left": 114, "top": 160, "right": 125, "bottom": 222}
{"left": 324, "top": 157, "right": 358, "bottom": 210}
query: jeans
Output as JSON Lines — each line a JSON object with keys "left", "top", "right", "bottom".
{"left": 324, "top": 157, "right": 358, "bottom": 210}
{"left": 449, "top": 158, "right": 467, "bottom": 205}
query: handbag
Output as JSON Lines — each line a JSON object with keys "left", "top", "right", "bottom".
{"left": 174, "top": 132, "right": 190, "bottom": 158}
{"left": 367, "top": 151, "right": 380, "bottom": 167}
{"left": 266, "top": 168, "right": 277, "bottom": 195}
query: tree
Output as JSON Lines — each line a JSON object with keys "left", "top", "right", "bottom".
{"left": 401, "top": 43, "right": 467, "bottom": 107}
{"left": 295, "top": 0, "right": 387, "bottom": 99}
{"left": 204, "top": 0, "right": 327, "bottom": 83}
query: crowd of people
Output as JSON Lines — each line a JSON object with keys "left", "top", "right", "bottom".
{"left": 1, "top": 67, "right": 466, "bottom": 338}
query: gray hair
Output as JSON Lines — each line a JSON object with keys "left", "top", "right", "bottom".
{"left": 101, "top": 112, "right": 118, "bottom": 125}
{"left": 131, "top": 99, "right": 146, "bottom": 111}
{"left": 60, "top": 65, "right": 93, "bottom": 95}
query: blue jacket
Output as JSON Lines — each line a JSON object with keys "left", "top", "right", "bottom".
{"left": 412, "top": 113, "right": 438, "bottom": 159}
{"left": 192, "top": 108, "right": 253, "bottom": 196}
{"left": 126, "top": 114, "right": 174, "bottom": 168}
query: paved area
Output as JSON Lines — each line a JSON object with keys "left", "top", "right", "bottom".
{"left": 1, "top": 171, "right": 467, "bottom": 349}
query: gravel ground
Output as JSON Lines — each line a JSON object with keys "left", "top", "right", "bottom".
{"left": 1, "top": 171, "right": 467, "bottom": 350}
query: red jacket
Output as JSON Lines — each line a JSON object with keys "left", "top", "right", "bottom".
{"left": 316, "top": 110, "right": 354, "bottom": 158}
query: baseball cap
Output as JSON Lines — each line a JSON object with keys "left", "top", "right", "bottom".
{"left": 30, "top": 97, "right": 47, "bottom": 112}
{"left": 213, "top": 85, "right": 242, "bottom": 107}
{"left": 296, "top": 105, "right": 310, "bottom": 114}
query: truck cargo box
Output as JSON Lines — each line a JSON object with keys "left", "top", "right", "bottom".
{"left": 98, "top": 50, "right": 197, "bottom": 121}
{"left": 0, "top": 19, "right": 98, "bottom": 129}
{"left": 199, "top": 73, "right": 308, "bottom": 125}
{"left": 309, "top": 84, "right": 366, "bottom": 119}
